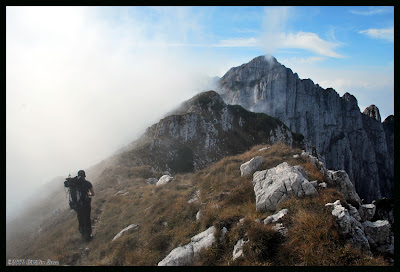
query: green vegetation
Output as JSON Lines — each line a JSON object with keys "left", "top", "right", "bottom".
{"left": 6, "top": 143, "right": 388, "bottom": 266}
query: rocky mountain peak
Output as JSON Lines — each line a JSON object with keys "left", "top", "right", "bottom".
{"left": 217, "top": 56, "right": 394, "bottom": 203}
{"left": 218, "top": 55, "right": 282, "bottom": 90}
{"left": 363, "top": 105, "right": 381, "bottom": 122}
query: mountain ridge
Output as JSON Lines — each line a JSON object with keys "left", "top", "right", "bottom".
{"left": 104, "top": 90, "right": 305, "bottom": 175}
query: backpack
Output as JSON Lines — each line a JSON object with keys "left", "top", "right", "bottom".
{"left": 64, "top": 175, "right": 87, "bottom": 210}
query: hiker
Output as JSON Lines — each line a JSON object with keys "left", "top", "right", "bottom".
{"left": 74, "top": 170, "right": 95, "bottom": 241}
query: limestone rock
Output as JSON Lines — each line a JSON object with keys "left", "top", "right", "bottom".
{"left": 157, "top": 243, "right": 194, "bottom": 266}
{"left": 326, "top": 170, "right": 361, "bottom": 206}
{"left": 240, "top": 156, "right": 264, "bottom": 176}
{"left": 325, "top": 200, "right": 370, "bottom": 253}
{"left": 348, "top": 204, "right": 361, "bottom": 222}
{"left": 294, "top": 165, "right": 308, "bottom": 180}
{"left": 358, "top": 204, "right": 376, "bottom": 222}
{"left": 156, "top": 175, "right": 174, "bottom": 186}
{"left": 233, "top": 238, "right": 249, "bottom": 261}
{"left": 252, "top": 162, "right": 318, "bottom": 212}
{"left": 302, "top": 180, "right": 318, "bottom": 196}
{"left": 191, "top": 226, "right": 216, "bottom": 256}
{"left": 263, "top": 209, "right": 288, "bottom": 224}
{"left": 362, "top": 220, "right": 391, "bottom": 246}
{"left": 158, "top": 226, "right": 216, "bottom": 266}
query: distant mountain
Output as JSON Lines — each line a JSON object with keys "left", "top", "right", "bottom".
{"left": 217, "top": 55, "right": 394, "bottom": 202}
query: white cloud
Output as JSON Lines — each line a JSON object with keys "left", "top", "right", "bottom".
{"left": 359, "top": 27, "right": 394, "bottom": 42}
{"left": 260, "top": 7, "right": 343, "bottom": 58}
{"left": 349, "top": 6, "right": 393, "bottom": 16}
{"left": 282, "top": 32, "right": 344, "bottom": 58}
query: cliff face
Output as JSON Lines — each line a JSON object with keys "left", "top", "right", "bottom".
{"left": 115, "top": 91, "right": 304, "bottom": 174}
{"left": 217, "top": 56, "right": 393, "bottom": 202}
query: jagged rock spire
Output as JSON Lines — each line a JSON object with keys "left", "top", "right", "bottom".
{"left": 363, "top": 105, "right": 381, "bottom": 122}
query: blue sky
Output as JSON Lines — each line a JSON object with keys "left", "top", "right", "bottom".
{"left": 6, "top": 6, "right": 394, "bottom": 219}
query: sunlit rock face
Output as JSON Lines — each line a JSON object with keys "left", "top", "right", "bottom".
{"left": 217, "top": 55, "right": 393, "bottom": 202}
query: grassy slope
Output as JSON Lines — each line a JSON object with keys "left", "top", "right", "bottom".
{"left": 6, "top": 143, "right": 387, "bottom": 266}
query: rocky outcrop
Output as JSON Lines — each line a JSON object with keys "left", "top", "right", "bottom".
{"left": 325, "top": 198, "right": 394, "bottom": 258}
{"left": 325, "top": 170, "right": 361, "bottom": 206}
{"left": 240, "top": 156, "right": 264, "bottom": 176}
{"left": 158, "top": 226, "right": 216, "bottom": 266}
{"left": 363, "top": 105, "right": 381, "bottom": 122}
{"left": 217, "top": 55, "right": 393, "bottom": 202}
{"left": 115, "top": 91, "right": 303, "bottom": 175}
{"left": 362, "top": 220, "right": 391, "bottom": 246}
{"left": 252, "top": 162, "right": 318, "bottom": 212}
{"left": 325, "top": 200, "right": 371, "bottom": 254}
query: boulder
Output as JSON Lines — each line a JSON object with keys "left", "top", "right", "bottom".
{"left": 358, "top": 204, "right": 376, "bottom": 222}
{"left": 156, "top": 175, "right": 174, "bottom": 186}
{"left": 252, "top": 162, "right": 318, "bottom": 212}
{"left": 158, "top": 226, "right": 216, "bottom": 266}
{"left": 362, "top": 220, "right": 391, "bottom": 246}
{"left": 232, "top": 238, "right": 248, "bottom": 261}
{"left": 240, "top": 156, "right": 264, "bottom": 176}
{"left": 263, "top": 209, "right": 288, "bottom": 224}
{"left": 157, "top": 244, "right": 194, "bottom": 266}
{"left": 191, "top": 226, "right": 216, "bottom": 256}
{"left": 326, "top": 170, "right": 361, "bottom": 206}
